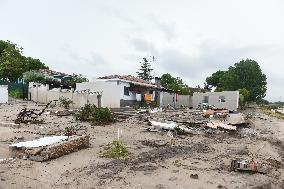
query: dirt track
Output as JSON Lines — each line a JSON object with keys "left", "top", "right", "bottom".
{"left": 0, "top": 101, "right": 284, "bottom": 189}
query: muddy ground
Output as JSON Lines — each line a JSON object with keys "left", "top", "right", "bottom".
{"left": 0, "top": 100, "right": 284, "bottom": 189}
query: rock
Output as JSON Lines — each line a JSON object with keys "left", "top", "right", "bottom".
{"left": 169, "top": 176, "right": 178, "bottom": 181}
{"left": 190, "top": 174, "right": 199, "bottom": 179}
{"left": 155, "top": 184, "right": 166, "bottom": 189}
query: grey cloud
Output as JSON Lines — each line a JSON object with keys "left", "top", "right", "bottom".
{"left": 100, "top": 6, "right": 136, "bottom": 25}
{"left": 129, "top": 38, "right": 157, "bottom": 53}
{"left": 61, "top": 45, "right": 109, "bottom": 66}
{"left": 148, "top": 14, "right": 177, "bottom": 41}
{"left": 131, "top": 39, "right": 282, "bottom": 95}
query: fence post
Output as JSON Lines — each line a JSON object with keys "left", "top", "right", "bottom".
{"left": 86, "top": 90, "right": 89, "bottom": 105}
{"left": 36, "top": 85, "right": 39, "bottom": 103}
{"left": 71, "top": 88, "right": 74, "bottom": 101}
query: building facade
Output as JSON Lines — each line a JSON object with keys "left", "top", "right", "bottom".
{"left": 192, "top": 91, "right": 239, "bottom": 111}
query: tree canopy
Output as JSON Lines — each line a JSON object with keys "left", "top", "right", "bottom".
{"left": 205, "top": 59, "right": 267, "bottom": 102}
{"left": 0, "top": 40, "right": 48, "bottom": 82}
{"left": 136, "top": 57, "right": 154, "bottom": 81}
{"left": 161, "top": 73, "right": 190, "bottom": 95}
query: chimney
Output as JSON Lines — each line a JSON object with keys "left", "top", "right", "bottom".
{"left": 155, "top": 77, "right": 161, "bottom": 87}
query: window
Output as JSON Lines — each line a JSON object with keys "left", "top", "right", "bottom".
{"left": 203, "top": 96, "right": 209, "bottom": 103}
{"left": 219, "top": 96, "right": 226, "bottom": 102}
{"left": 124, "top": 86, "right": 130, "bottom": 96}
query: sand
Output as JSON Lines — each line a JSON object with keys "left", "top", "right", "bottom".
{"left": 0, "top": 101, "right": 284, "bottom": 189}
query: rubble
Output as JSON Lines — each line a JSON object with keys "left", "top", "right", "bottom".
{"left": 14, "top": 100, "right": 55, "bottom": 124}
{"left": 207, "top": 121, "right": 236, "bottom": 131}
{"left": 0, "top": 158, "right": 16, "bottom": 164}
{"left": 230, "top": 159, "right": 268, "bottom": 174}
{"left": 1, "top": 100, "right": 283, "bottom": 188}
{"left": 9, "top": 135, "right": 90, "bottom": 162}
{"left": 148, "top": 120, "right": 193, "bottom": 134}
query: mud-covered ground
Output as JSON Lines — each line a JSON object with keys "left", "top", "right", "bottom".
{"left": 0, "top": 100, "right": 284, "bottom": 189}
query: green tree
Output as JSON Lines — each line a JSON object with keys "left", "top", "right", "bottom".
{"left": 0, "top": 40, "right": 10, "bottom": 56}
{"left": 71, "top": 74, "right": 89, "bottom": 83}
{"left": 0, "top": 43, "right": 24, "bottom": 81}
{"left": 205, "top": 70, "right": 226, "bottom": 91}
{"left": 137, "top": 57, "right": 154, "bottom": 81}
{"left": 23, "top": 71, "right": 46, "bottom": 83}
{"left": 0, "top": 40, "right": 48, "bottom": 82}
{"left": 238, "top": 88, "right": 250, "bottom": 109}
{"left": 160, "top": 73, "right": 189, "bottom": 95}
{"left": 205, "top": 59, "right": 267, "bottom": 102}
{"left": 23, "top": 57, "right": 48, "bottom": 72}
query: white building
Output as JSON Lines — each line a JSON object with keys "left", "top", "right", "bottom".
{"left": 192, "top": 91, "right": 239, "bottom": 111}
{"left": 76, "top": 75, "right": 164, "bottom": 108}
{"left": 0, "top": 85, "right": 8, "bottom": 103}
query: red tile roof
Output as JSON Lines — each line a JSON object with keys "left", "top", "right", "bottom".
{"left": 98, "top": 75, "right": 159, "bottom": 88}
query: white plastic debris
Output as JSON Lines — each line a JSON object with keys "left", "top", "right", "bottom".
{"left": 9, "top": 136, "right": 68, "bottom": 148}
{"left": 149, "top": 120, "right": 178, "bottom": 130}
{"left": 150, "top": 107, "right": 163, "bottom": 114}
{"left": 149, "top": 120, "right": 192, "bottom": 133}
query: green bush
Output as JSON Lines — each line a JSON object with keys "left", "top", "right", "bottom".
{"left": 64, "top": 125, "right": 77, "bottom": 136}
{"left": 101, "top": 140, "right": 128, "bottom": 159}
{"left": 76, "top": 104, "right": 115, "bottom": 125}
{"left": 9, "top": 89, "right": 23, "bottom": 99}
{"left": 59, "top": 97, "right": 73, "bottom": 109}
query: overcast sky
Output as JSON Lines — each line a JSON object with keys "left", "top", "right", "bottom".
{"left": 1, "top": 0, "right": 283, "bottom": 102}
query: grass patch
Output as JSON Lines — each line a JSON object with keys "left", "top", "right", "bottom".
{"left": 101, "top": 140, "right": 128, "bottom": 159}
{"left": 261, "top": 107, "right": 284, "bottom": 120}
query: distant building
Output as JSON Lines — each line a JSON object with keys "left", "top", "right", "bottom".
{"left": 192, "top": 91, "right": 239, "bottom": 111}
{"left": 38, "top": 69, "right": 73, "bottom": 82}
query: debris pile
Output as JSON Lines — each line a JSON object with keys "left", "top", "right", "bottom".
{"left": 14, "top": 100, "right": 55, "bottom": 124}
{"left": 230, "top": 159, "right": 268, "bottom": 174}
{"left": 9, "top": 135, "right": 90, "bottom": 162}
{"left": 141, "top": 108, "right": 248, "bottom": 135}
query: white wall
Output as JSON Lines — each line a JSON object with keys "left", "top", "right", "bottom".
{"left": 0, "top": 85, "right": 8, "bottom": 103}
{"left": 29, "top": 83, "right": 99, "bottom": 108}
{"left": 192, "top": 91, "right": 239, "bottom": 111}
{"left": 161, "top": 92, "right": 191, "bottom": 107}
{"left": 76, "top": 80, "right": 121, "bottom": 108}
{"left": 118, "top": 81, "right": 136, "bottom": 101}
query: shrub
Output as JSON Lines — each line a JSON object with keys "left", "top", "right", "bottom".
{"left": 9, "top": 89, "right": 23, "bottom": 99}
{"left": 64, "top": 125, "right": 77, "bottom": 136}
{"left": 76, "top": 104, "right": 115, "bottom": 125}
{"left": 261, "top": 107, "right": 284, "bottom": 120}
{"left": 59, "top": 97, "right": 73, "bottom": 109}
{"left": 101, "top": 140, "right": 128, "bottom": 159}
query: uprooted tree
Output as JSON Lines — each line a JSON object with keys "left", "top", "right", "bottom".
{"left": 205, "top": 59, "right": 267, "bottom": 102}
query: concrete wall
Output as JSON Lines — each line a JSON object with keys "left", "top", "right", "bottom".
{"left": 161, "top": 92, "right": 191, "bottom": 107}
{"left": 29, "top": 83, "right": 99, "bottom": 108}
{"left": 76, "top": 80, "right": 121, "bottom": 108}
{"left": 0, "top": 85, "right": 8, "bottom": 103}
{"left": 192, "top": 91, "right": 239, "bottom": 111}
